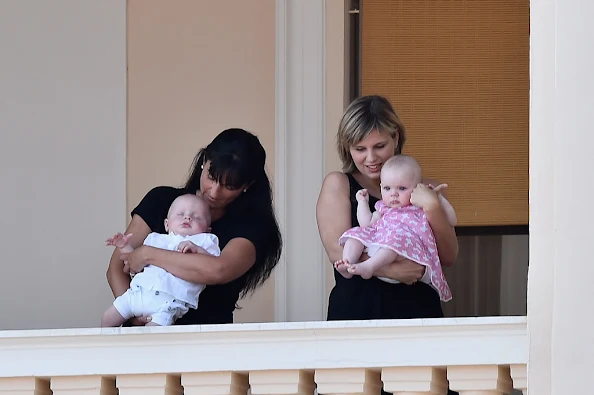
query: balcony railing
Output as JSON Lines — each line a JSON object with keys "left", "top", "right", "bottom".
{"left": 0, "top": 316, "right": 527, "bottom": 394}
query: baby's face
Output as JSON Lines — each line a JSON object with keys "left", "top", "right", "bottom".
{"left": 380, "top": 167, "right": 417, "bottom": 208}
{"left": 165, "top": 195, "right": 211, "bottom": 236}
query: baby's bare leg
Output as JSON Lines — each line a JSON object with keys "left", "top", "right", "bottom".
{"left": 334, "top": 238, "right": 366, "bottom": 279}
{"left": 101, "top": 305, "right": 127, "bottom": 327}
{"left": 348, "top": 247, "right": 400, "bottom": 280}
{"left": 342, "top": 238, "right": 365, "bottom": 264}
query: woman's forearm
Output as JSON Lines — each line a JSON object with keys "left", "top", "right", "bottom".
{"left": 373, "top": 259, "right": 425, "bottom": 284}
{"left": 425, "top": 205, "right": 458, "bottom": 266}
{"left": 142, "top": 246, "right": 225, "bottom": 285}
{"left": 106, "top": 254, "right": 131, "bottom": 298}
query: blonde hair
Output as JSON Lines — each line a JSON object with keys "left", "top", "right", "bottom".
{"left": 336, "top": 95, "right": 407, "bottom": 173}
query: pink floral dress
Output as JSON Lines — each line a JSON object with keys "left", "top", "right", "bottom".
{"left": 339, "top": 201, "right": 452, "bottom": 302}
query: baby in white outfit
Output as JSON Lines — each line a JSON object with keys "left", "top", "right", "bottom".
{"left": 101, "top": 194, "right": 220, "bottom": 327}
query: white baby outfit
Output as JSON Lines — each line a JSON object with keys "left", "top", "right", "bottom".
{"left": 113, "top": 232, "right": 220, "bottom": 326}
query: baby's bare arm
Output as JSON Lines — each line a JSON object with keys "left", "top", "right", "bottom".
{"left": 106, "top": 233, "right": 134, "bottom": 253}
{"left": 369, "top": 211, "right": 382, "bottom": 227}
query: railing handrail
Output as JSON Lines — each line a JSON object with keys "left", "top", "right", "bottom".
{"left": 0, "top": 316, "right": 527, "bottom": 378}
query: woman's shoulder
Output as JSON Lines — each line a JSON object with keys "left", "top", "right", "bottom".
{"left": 320, "top": 171, "right": 353, "bottom": 198}
{"left": 321, "top": 171, "right": 349, "bottom": 190}
{"left": 131, "top": 186, "right": 189, "bottom": 229}
{"left": 318, "top": 172, "right": 354, "bottom": 211}
{"left": 213, "top": 209, "right": 266, "bottom": 244}
{"left": 221, "top": 209, "right": 269, "bottom": 232}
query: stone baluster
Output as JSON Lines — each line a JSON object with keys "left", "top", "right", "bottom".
{"left": 315, "top": 369, "right": 382, "bottom": 395}
{"left": 51, "top": 376, "right": 117, "bottom": 395}
{"left": 382, "top": 367, "right": 448, "bottom": 395}
{"left": 447, "top": 365, "right": 513, "bottom": 395}
{"left": 250, "top": 370, "right": 315, "bottom": 395}
{"left": 510, "top": 364, "right": 527, "bottom": 395}
{"left": 0, "top": 377, "right": 52, "bottom": 395}
{"left": 117, "top": 374, "right": 183, "bottom": 395}
{"left": 182, "top": 372, "right": 249, "bottom": 395}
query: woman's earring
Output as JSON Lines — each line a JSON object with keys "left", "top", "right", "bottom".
{"left": 201, "top": 165, "right": 204, "bottom": 169}
{"left": 243, "top": 189, "right": 247, "bottom": 193}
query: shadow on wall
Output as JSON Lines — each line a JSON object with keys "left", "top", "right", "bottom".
{"left": 442, "top": 235, "right": 528, "bottom": 318}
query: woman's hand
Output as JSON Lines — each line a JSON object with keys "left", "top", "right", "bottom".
{"left": 410, "top": 183, "right": 441, "bottom": 212}
{"left": 126, "top": 316, "right": 152, "bottom": 326}
{"left": 412, "top": 181, "right": 459, "bottom": 266}
{"left": 373, "top": 259, "right": 425, "bottom": 285}
{"left": 120, "top": 245, "right": 150, "bottom": 275}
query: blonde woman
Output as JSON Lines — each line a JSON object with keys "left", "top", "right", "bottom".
{"left": 317, "top": 95, "right": 458, "bottom": 321}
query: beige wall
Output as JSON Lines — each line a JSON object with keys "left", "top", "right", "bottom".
{"left": 0, "top": 1, "right": 127, "bottom": 329}
{"left": 126, "top": 0, "right": 276, "bottom": 323}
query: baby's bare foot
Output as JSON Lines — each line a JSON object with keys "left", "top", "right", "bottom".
{"left": 334, "top": 259, "right": 353, "bottom": 279}
{"left": 347, "top": 261, "right": 374, "bottom": 279}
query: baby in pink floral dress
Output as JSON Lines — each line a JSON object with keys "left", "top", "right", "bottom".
{"left": 335, "top": 155, "right": 456, "bottom": 302}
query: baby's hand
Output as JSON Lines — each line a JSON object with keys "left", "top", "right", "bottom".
{"left": 177, "top": 241, "right": 199, "bottom": 254}
{"left": 355, "top": 189, "right": 369, "bottom": 203}
{"left": 106, "top": 232, "right": 132, "bottom": 249}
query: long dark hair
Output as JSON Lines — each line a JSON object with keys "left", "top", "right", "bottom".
{"left": 185, "top": 128, "right": 282, "bottom": 297}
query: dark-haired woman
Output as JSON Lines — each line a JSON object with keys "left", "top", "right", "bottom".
{"left": 106, "top": 128, "right": 283, "bottom": 325}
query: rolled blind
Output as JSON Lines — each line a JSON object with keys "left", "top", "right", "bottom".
{"left": 360, "top": 0, "right": 529, "bottom": 226}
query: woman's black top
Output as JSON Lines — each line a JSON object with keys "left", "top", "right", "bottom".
{"left": 326, "top": 173, "right": 445, "bottom": 321}
{"left": 131, "top": 186, "right": 269, "bottom": 325}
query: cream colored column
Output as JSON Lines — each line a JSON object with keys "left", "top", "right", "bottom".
{"left": 315, "top": 369, "right": 382, "bottom": 395}
{"left": 323, "top": 0, "right": 351, "bottom": 306}
{"left": 250, "top": 370, "right": 315, "bottom": 395}
{"left": 528, "top": 0, "right": 594, "bottom": 394}
{"left": 274, "top": 0, "right": 327, "bottom": 322}
{"left": 182, "top": 372, "right": 249, "bottom": 395}
{"left": 51, "top": 376, "right": 117, "bottom": 395}
{"left": 116, "top": 374, "right": 182, "bottom": 395}
{"left": 0, "top": 377, "right": 51, "bottom": 395}
{"left": 447, "top": 366, "right": 512, "bottom": 395}
{"left": 382, "top": 367, "right": 448, "bottom": 395}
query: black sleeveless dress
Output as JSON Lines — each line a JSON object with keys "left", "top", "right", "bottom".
{"left": 326, "top": 174, "right": 459, "bottom": 395}
{"left": 326, "top": 173, "right": 445, "bottom": 321}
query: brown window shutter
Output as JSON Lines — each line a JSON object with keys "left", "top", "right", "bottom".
{"left": 360, "top": 0, "right": 529, "bottom": 226}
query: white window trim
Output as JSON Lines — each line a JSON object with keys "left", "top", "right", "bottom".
{"left": 274, "top": 0, "right": 328, "bottom": 322}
